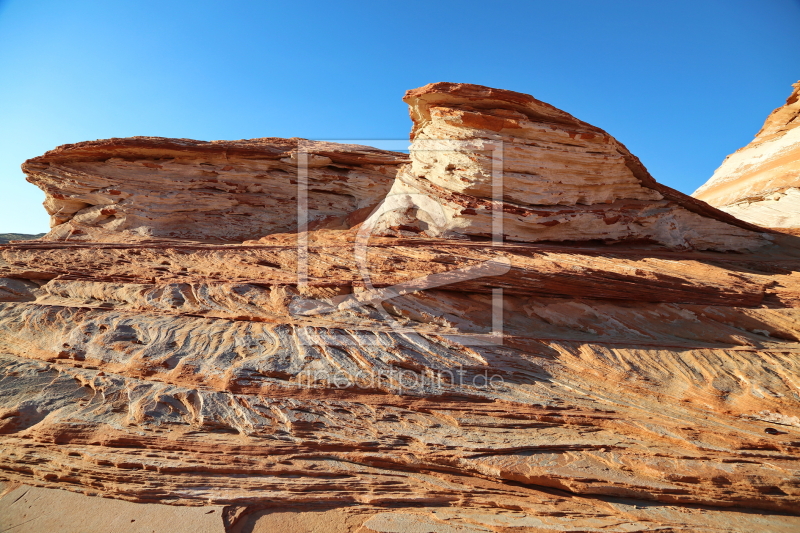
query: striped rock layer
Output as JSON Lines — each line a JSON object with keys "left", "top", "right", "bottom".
{"left": 372, "top": 82, "right": 769, "bottom": 252}
{"left": 23, "top": 137, "right": 407, "bottom": 243}
{"left": 694, "top": 81, "right": 800, "bottom": 229}
{"left": 1, "top": 83, "right": 799, "bottom": 532}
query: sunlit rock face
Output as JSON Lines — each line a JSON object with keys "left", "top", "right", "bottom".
{"left": 1, "top": 84, "right": 800, "bottom": 532}
{"left": 694, "top": 81, "right": 800, "bottom": 229}
{"left": 22, "top": 137, "right": 407, "bottom": 243}
{"left": 373, "top": 82, "right": 770, "bottom": 252}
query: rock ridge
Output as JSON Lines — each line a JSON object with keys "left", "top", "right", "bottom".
{"left": 369, "top": 82, "right": 769, "bottom": 252}
{"left": 23, "top": 136, "right": 408, "bottom": 243}
{"left": 694, "top": 81, "right": 800, "bottom": 228}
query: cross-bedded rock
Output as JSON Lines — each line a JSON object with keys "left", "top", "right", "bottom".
{"left": 2, "top": 83, "right": 799, "bottom": 532}
{"left": 694, "top": 81, "right": 800, "bottom": 229}
{"left": 372, "top": 82, "right": 770, "bottom": 252}
{"left": 23, "top": 137, "right": 407, "bottom": 243}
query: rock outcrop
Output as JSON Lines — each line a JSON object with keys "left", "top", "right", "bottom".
{"left": 694, "top": 81, "right": 800, "bottom": 228}
{"left": 374, "top": 82, "right": 770, "bottom": 252}
{"left": 1, "top": 83, "right": 800, "bottom": 532}
{"left": 0, "top": 233, "right": 46, "bottom": 244}
{"left": 23, "top": 137, "right": 407, "bottom": 243}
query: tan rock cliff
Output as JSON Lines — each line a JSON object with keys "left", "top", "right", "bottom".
{"left": 23, "top": 137, "right": 407, "bottom": 243}
{"left": 694, "top": 81, "right": 800, "bottom": 228}
{"left": 374, "top": 82, "right": 770, "bottom": 252}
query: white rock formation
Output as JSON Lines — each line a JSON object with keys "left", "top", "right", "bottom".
{"left": 694, "top": 81, "right": 800, "bottom": 229}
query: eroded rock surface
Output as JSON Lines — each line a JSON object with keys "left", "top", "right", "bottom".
{"left": 1, "top": 83, "right": 799, "bottom": 532}
{"left": 374, "top": 82, "right": 769, "bottom": 252}
{"left": 694, "top": 81, "right": 800, "bottom": 228}
{"left": 23, "top": 137, "right": 407, "bottom": 243}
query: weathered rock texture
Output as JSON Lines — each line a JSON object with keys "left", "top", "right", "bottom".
{"left": 376, "top": 82, "right": 770, "bottom": 252}
{"left": 23, "top": 137, "right": 407, "bottom": 243}
{"left": 1, "top": 83, "right": 799, "bottom": 532}
{"left": 694, "top": 81, "right": 800, "bottom": 228}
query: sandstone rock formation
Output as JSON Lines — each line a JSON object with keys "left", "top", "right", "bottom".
{"left": 23, "top": 137, "right": 407, "bottom": 243}
{"left": 694, "top": 81, "right": 800, "bottom": 228}
{"left": 1, "top": 83, "right": 799, "bottom": 532}
{"left": 375, "top": 82, "right": 770, "bottom": 252}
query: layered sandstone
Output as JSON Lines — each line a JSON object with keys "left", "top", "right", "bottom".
{"left": 694, "top": 81, "right": 800, "bottom": 228}
{"left": 23, "top": 137, "right": 407, "bottom": 243}
{"left": 1, "top": 83, "right": 799, "bottom": 532}
{"left": 373, "top": 82, "right": 770, "bottom": 252}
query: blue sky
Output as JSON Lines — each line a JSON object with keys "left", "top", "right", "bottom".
{"left": 1, "top": 0, "right": 798, "bottom": 233}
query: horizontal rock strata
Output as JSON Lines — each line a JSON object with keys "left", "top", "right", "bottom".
{"left": 1, "top": 234, "right": 800, "bottom": 527}
{"left": 694, "top": 81, "right": 800, "bottom": 228}
{"left": 372, "top": 83, "right": 769, "bottom": 252}
{"left": 2, "top": 82, "right": 799, "bottom": 531}
{"left": 23, "top": 137, "right": 407, "bottom": 243}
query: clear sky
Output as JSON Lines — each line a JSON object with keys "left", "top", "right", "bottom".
{"left": 1, "top": 0, "right": 798, "bottom": 234}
